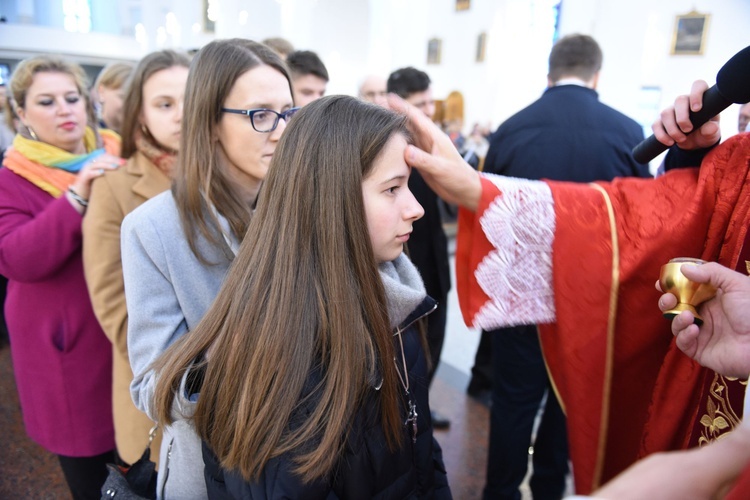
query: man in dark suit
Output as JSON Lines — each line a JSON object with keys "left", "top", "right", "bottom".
{"left": 481, "top": 34, "right": 650, "bottom": 500}
{"left": 387, "top": 67, "right": 451, "bottom": 429}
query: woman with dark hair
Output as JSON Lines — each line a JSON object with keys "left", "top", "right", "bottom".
{"left": 152, "top": 96, "right": 452, "bottom": 498}
{"left": 121, "top": 39, "right": 296, "bottom": 499}
{"left": 83, "top": 49, "right": 190, "bottom": 468}
{"left": 0, "top": 55, "right": 122, "bottom": 499}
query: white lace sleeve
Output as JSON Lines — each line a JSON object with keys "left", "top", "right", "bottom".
{"left": 472, "top": 174, "right": 556, "bottom": 329}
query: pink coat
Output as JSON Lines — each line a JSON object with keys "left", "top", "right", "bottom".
{"left": 0, "top": 167, "right": 114, "bottom": 456}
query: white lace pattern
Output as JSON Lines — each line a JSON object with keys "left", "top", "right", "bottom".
{"left": 472, "top": 174, "right": 557, "bottom": 329}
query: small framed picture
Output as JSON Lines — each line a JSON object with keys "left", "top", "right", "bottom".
{"left": 476, "top": 32, "right": 487, "bottom": 63}
{"left": 671, "top": 11, "right": 710, "bottom": 55}
{"left": 456, "top": 0, "right": 470, "bottom": 11}
{"left": 427, "top": 38, "right": 442, "bottom": 65}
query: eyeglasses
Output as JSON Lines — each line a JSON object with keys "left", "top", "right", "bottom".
{"left": 362, "top": 91, "right": 387, "bottom": 99}
{"left": 221, "top": 107, "right": 300, "bottom": 133}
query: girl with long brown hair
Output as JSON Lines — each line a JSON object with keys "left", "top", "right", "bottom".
{"left": 83, "top": 49, "right": 190, "bottom": 468}
{"left": 152, "top": 95, "right": 452, "bottom": 498}
{"left": 120, "top": 39, "right": 296, "bottom": 499}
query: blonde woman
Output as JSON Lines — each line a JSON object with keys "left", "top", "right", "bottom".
{"left": 94, "top": 61, "right": 134, "bottom": 135}
{"left": 0, "top": 55, "right": 121, "bottom": 499}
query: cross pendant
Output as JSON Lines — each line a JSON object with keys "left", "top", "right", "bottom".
{"left": 405, "top": 400, "right": 418, "bottom": 443}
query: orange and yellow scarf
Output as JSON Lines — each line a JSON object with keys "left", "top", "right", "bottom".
{"left": 2, "top": 128, "right": 120, "bottom": 197}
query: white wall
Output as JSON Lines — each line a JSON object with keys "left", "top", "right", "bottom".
{"left": 1, "top": 0, "right": 748, "bottom": 142}
{"left": 559, "top": 0, "right": 750, "bottom": 144}
{"left": 0, "top": 24, "right": 142, "bottom": 63}
{"left": 374, "top": 0, "right": 560, "bottom": 134}
{"left": 367, "top": 0, "right": 750, "bottom": 141}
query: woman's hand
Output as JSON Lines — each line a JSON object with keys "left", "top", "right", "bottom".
{"left": 66, "top": 154, "right": 124, "bottom": 213}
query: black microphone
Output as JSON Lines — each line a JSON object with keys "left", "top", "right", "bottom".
{"left": 632, "top": 45, "right": 750, "bottom": 164}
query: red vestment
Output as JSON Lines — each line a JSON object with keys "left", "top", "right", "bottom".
{"left": 456, "top": 134, "right": 750, "bottom": 494}
{"left": 727, "top": 457, "right": 750, "bottom": 499}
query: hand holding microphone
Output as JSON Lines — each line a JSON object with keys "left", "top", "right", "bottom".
{"left": 633, "top": 45, "right": 750, "bottom": 164}
{"left": 651, "top": 79, "right": 721, "bottom": 152}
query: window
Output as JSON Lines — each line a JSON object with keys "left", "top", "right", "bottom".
{"left": 63, "top": 0, "right": 91, "bottom": 33}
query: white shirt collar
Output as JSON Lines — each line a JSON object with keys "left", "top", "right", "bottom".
{"left": 553, "top": 77, "right": 590, "bottom": 88}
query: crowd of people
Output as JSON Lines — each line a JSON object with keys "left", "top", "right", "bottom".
{"left": 0, "top": 31, "right": 749, "bottom": 500}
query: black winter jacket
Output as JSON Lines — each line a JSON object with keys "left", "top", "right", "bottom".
{"left": 202, "top": 297, "right": 451, "bottom": 499}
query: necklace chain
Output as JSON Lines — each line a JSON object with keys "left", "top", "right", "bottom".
{"left": 393, "top": 327, "right": 409, "bottom": 395}
{"left": 393, "top": 327, "right": 419, "bottom": 443}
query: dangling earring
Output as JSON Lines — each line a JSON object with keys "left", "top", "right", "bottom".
{"left": 27, "top": 125, "right": 38, "bottom": 141}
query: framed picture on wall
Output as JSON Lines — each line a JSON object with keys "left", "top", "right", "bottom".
{"left": 671, "top": 11, "right": 710, "bottom": 55}
{"left": 456, "top": 0, "right": 470, "bottom": 11}
{"left": 476, "top": 32, "right": 487, "bottom": 62}
{"left": 427, "top": 38, "right": 442, "bottom": 65}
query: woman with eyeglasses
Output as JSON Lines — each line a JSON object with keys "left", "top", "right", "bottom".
{"left": 120, "top": 39, "right": 297, "bottom": 500}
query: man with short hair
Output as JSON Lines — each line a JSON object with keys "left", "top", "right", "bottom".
{"left": 358, "top": 75, "right": 387, "bottom": 107}
{"left": 286, "top": 50, "right": 329, "bottom": 107}
{"left": 480, "top": 33, "right": 649, "bottom": 500}
{"left": 387, "top": 66, "right": 451, "bottom": 430}
{"left": 388, "top": 67, "right": 435, "bottom": 118}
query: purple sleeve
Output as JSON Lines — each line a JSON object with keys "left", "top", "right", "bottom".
{"left": 0, "top": 172, "right": 84, "bottom": 282}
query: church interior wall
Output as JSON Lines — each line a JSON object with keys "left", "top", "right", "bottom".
{"left": 1, "top": 0, "right": 748, "bottom": 147}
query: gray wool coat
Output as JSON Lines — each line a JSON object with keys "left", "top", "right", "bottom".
{"left": 121, "top": 191, "right": 234, "bottom": 500}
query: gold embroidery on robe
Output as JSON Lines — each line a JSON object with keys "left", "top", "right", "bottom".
{"left": 744, "top": 260, "right": 750, "bottom": 275}
{"left": 697, "top": 373, "right": 744, "bottom": 446}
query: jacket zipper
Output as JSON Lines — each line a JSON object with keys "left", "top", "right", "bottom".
{"left": 393, "top": 301, "right": 437, "bottom": 336}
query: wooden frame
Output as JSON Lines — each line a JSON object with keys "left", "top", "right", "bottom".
{"left": 671, "top": 11, "right": 710, "bottom": 55}
{"left": 456, "top": 0, "right": 471, "bottom": 12}
{"left": 427, "top": 38, "right": 442, "bottom": 65}
{"left": 476, "top": 32, "right": 487, "bottom": 62}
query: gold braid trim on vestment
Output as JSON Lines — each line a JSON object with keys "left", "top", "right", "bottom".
{"left": 588, "top": 183, "right": 619, "bottom": 492}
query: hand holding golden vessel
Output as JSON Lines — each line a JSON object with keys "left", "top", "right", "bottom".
{"left": 659, "top": 258, "right": 717, "bottom": 326}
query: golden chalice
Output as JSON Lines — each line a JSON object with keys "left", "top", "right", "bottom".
{"left": 659, "top": 257, "right": 717, "bottom": 326}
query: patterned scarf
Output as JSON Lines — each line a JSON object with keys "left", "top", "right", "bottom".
{"left": 2, "top": 127, "right": 121, "bottom": 197}
{"left": 135, "top": 128, "right": 177, "bottom": 178}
